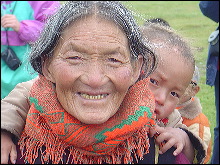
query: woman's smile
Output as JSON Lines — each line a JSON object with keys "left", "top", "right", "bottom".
{"left": 77, "top": 92, "right": 109, "bottom": 100}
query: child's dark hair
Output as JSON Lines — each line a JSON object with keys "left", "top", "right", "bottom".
{"left": 140, "top": 23, "right": 195, "bottom": 70}
{"left": 144, "top": 18, "right": 170, "bottom": 27}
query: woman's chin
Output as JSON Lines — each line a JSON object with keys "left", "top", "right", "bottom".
{"left": 78, "top": 114, "right": 111, "bottom": 125}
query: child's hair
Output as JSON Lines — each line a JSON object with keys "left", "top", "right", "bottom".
{"left": 140, "top": 23, "right": 195, "bottom": 69}
{"left": 144, "top": 18, "right": 170, "bottom": 27}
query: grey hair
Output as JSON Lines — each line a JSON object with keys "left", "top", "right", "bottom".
{"left": 29, "top": 1, "right": 157, "bottom": 79}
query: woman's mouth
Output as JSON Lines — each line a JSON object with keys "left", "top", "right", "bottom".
{"left": 78, "top": 92, "right": 108, "bottom": 100}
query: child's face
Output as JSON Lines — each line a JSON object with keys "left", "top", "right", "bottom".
{"left": 149, "top": 46, "right": 194, "bottom": 119}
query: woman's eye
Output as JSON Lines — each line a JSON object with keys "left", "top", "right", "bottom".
{"left": 171, "top": 91, "right": 179, "bottom": 98}
{"left": 65, "top": 54, "right": 83, "bottom": 64}
{"left": 150, "top": 78, "right": 158, "bottom": 85}
{"left": 108, "top": 58, "right": 121, "bottom": 63}
{"left": 67, "top": 56, "right": 81, "bottom": 60}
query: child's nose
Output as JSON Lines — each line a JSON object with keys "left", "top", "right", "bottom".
{"left": 155, "top": 90, "right": 166, "bottom": 106}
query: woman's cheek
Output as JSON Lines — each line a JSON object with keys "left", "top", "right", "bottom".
{"left": 114, "top": 68, "right": 134, "bottom": 86}
{"left": 51, "top": 63, "right": 76, "bottom": 84}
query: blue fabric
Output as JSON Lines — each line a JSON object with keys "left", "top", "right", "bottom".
{"left": 206, "top": 44, "right": 219, "bottom": 86}
{"left": 199, "top": 1, "right": 219, "bottom": 86}
{"left": 199, "top": 1, "right": 219, "bottom": 164}
{"left": 212, "top": 71, "right": 219, "bottom": 164}
{"left": 199, "top": 1, "right": 219, "bottom": 23}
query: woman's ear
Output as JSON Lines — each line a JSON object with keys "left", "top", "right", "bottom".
{"left": 131, "top": 55, "right": 143, "bottom": 85}
{"left": 42, "top": 58, "right": 56, "bottom": 83}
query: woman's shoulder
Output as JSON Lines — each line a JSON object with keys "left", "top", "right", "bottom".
{"left": 18, "top": 76, "right": 39, "bottom": 90}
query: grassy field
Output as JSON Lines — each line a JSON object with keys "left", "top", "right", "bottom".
{"left": 122, "top": 1, "right": 217, "bottom": 160}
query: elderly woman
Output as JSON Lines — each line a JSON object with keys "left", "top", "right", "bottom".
{"left": 1, "top": 1, "right": 159, "bottom": 164}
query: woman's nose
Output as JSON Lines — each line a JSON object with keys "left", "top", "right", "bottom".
{"left": 80, "top": 62, "right": 108, "bottom": 88}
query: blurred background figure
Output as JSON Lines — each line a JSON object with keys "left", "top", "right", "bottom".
{"left": 199, "top": 1, "right": 219, "bottom": 164}
{"left": 1, "top": 1, "right": 60, "bottom": 99}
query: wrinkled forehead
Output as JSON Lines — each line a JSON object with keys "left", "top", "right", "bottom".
{"left": 54, "top": 15, "right": 129, "bottom": 54}
{"left": 60, "top": 15, "right": 127, "bottom": 42}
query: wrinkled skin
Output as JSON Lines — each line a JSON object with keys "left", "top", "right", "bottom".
{"left": 43, "top": 15, "right": 143, "bottom": 124}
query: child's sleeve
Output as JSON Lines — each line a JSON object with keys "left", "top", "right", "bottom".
{"left": 165, "top": 110, "right": 206, "bottom": 163}
{"left": 1, "top": 77, "right": 37, "bottom": 139}
{"left": 186, "top": 114, "right": 212, "bottom": 164}
{"left": 180, "top": 127, "right": 206, "bottom": 164}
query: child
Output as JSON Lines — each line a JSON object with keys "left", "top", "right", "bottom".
{"left": 141, "top": 23, "right": 206, "bottom": 163}
{"left": 143, "top": 19, "right": 210, "bottom": 163}
{"left": 176, "top": 66, "right": 212, "bottom": 163}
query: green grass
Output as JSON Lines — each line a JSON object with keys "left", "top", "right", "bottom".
{"left": 122, "top": 1, "right": 217, "bottom": 162}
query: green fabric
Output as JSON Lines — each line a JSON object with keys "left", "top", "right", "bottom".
{"left": 1, "top": 1, "right": 37, "bottom": 99}
{"left": 1, "top": 45, "right": 37, "bottom": 99}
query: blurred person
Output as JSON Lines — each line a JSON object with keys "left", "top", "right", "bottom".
{"left": 199, "top": 1, "right": 219, "bottom": 164}
{"left": 176, "top": 66, "right": 212, "bottom": 164}
{"left": 1, "top": 1, "right": 60, "bottom": 99}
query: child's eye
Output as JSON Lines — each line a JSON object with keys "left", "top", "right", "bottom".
{"left": 171, "top": 91, "right": 179, "bottom": 98}
{"left": 150, "top": 78, "right": 158, "bottom": 86}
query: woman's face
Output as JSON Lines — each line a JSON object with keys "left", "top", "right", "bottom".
{"left": 42, "top": 16, "right": 142, "bottom": 124}
{"left": 148, "top": 46, "right": 194, "bottom": 119}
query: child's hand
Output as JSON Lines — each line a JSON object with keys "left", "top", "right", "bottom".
{"left": 1, "top": 131, "right": 17, "bottom": 164}
{"left": 150, "top": 125, "right": 194, "bottom": 162}
{"left": 151, "top": 125, "right": 185, "bottom": 155}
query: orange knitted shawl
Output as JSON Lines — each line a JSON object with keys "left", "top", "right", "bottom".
{"left": 18, "top": 75, "right": 156, "bottom": 164}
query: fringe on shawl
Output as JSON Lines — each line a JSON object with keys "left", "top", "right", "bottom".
{"left": 19, "top": 127, "right": 151, "bottom": 164}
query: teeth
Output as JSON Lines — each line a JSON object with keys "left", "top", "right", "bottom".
{"left": 80, "top": 93, "right": 106, "bottom": 100}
